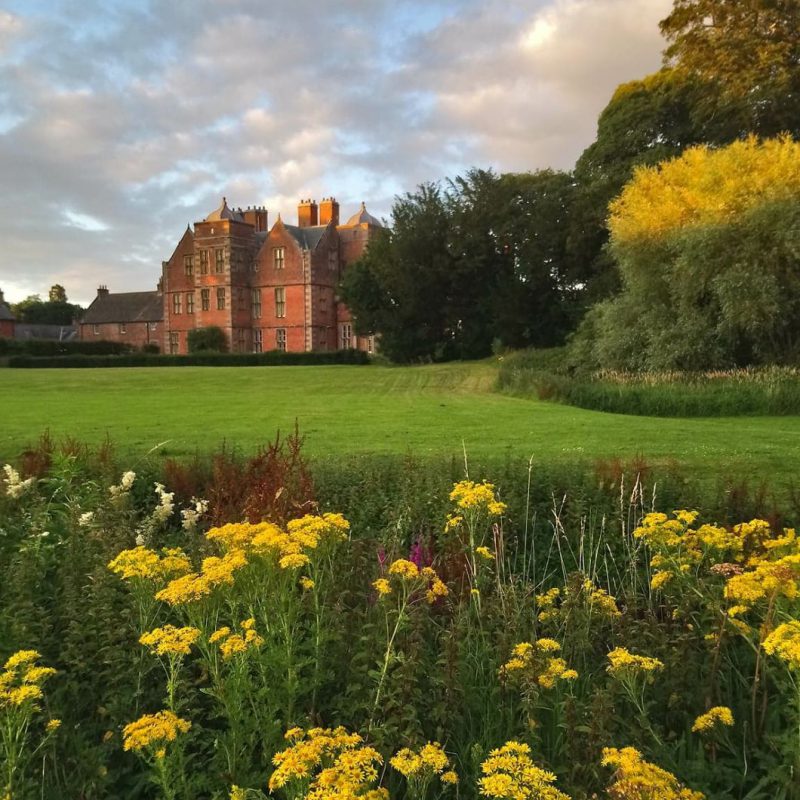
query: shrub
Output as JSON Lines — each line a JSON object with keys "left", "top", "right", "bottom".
{"left": 187, "top": 326, "right": 228, "bottom": 353}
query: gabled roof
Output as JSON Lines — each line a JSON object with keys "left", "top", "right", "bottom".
{"left": 82, "top": 291, "right": 163, "bottom": 324}
{"left": 15, "top": 324, "right": 77, "bottom": 341}
{"left": 343, "top": 202, "right": 382, "bottom": 227}
{"left": 283, "top": 224, "right": 328, "bottom": 251}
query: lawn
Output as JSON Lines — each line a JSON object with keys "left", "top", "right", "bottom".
{"left": 1, "top": 361, "right": 799, "bottom": 477}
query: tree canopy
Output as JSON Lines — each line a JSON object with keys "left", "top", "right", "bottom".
{"left": 572, "top": 137, "right": 800, "bottom": 370}
{"left": 340, "top": 170, "right": 578, "bottom": 362}
{"left": 12, "top": 287, "right": 83, "bottom": 326}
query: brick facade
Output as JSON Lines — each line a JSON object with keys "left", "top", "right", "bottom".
{"left": 0, "top": 289, "right": 14, "bottom": 338}
{"left": 78, "top": 197, "right": 380, "bottom": 353}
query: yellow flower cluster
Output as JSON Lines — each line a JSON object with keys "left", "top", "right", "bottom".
{"left": 376, "top": 561, "right": 448, "bottom": 604}
{"left": 155, "top": 549, "right": 248, "bottom": 606}
{"left": 210, "top": 619, "right": 265, "bottom": 660}
{"left": 724, "top": 556, "right": 799, "bottom": 607}
{"left": 122, "top": 710, "right": 191, "bottom": 753}
{"left": 692, "top": 706, "right": 734, "bottom": 734}
{"left": 763, "top": 621, "right": 800, "bottom": 671}
{"left": 139, "top": 625, "right": 201, "bottom": 657}
{"left": 478, "top": 741, "right": 570, "bottom": 800}
{"left": 535, "top": 579, "right": 620, "bottom": 625}
{"left": 390, "top": 741, "right": 457, "bottom": 785}
{"left": 501, "top": 640, "right": 578, "bottom": 689}
{"left": 601, "top": 747, "right": 704, "bottom": 800}
{"left": 449, "top": 480, "right": 507, "bottom": 516}
{"left": 476, "top": 546, "right": 495, "bottom": 561}
{"left": 270, "top": 726, "right": 385, "bottom": 800}
{"left": 0, "top": 650, "right": 55, "bottom": 708}
{"left": 108, "top": 546, "right": 192, "bottom": 583}
{"left": 606, "top": 648, "right": 664, "bottom": 679}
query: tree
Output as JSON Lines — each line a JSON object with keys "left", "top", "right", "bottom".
{"left": 341, "top": 170, "right": 578, "bottom": 362}
{"left": 48, "top": 284, "right": 67, "bottom": 303}
{"left": 12, "top": 293, "right": 83, "bottom": 326}
{"left": 571, "top": 137, "right": 800, "bottom": 370}
{"left": 187, "top": 326, "right": 228, "bottom": 353}
{"left": 660, "top": 0, "right": 800, "bottom": 137}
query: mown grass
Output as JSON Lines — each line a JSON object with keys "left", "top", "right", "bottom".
{"left": 3, "top": 362, "right": 800, "bottom": 483}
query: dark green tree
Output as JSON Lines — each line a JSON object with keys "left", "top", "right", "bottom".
{"left": 187, "top": 326, "right": 228, "bottom": 353}
{"left": 12, "top": 292, "right": 83, "bottom": 325}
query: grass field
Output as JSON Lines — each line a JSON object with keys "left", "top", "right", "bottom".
{"left": 2, "top": 362, "right": 800, "bottom": 478}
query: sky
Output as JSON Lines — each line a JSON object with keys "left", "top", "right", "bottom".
{"left": 0, "top": 0, "right": 672, "bottom": 307}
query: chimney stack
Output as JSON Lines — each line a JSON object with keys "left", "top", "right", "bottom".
{"left": 298, "top": 198, "right": 319, "bottom": 228}
{"left": 243, "top": 206, "right": 268, "bottom": 232}
{"left": 0, "top": 288, "right": 4, "bottom": 304}
{"left": 319, "top": 196, "right": 340, "bottom": 226}
{"left": 97, "top": 285, "right": 109, "bottom": 296}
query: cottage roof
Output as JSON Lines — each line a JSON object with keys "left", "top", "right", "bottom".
{"left": 14, "top": 324, "right": 77, "bottom": 341}
{"left": 205, "top": 197, "right": 244, "bottom": 223}
{"left": 284, "top": 224, "right": 328, "bottom": 251}
{"left": 343, "top": 202, "right": 382, "bottom": 227}
{"left": 82, "top": 291, "right": 163, "bottom": 324}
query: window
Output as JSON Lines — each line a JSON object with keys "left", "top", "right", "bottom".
{"left": 201, "top": 289, "right": 210, "bottom": 311}
{"left": 235, "top": 328, "right": 246, "bottom": 352}
{"left": 215, "top": 248, "right": 225, "bottom": 273}
{"left": 149, "top": 322, "right": 158, "bottom": 331}
{"left": 93, "top": 324, "right": 100, "bottom": 336}
{"left": 340, "top": 323, "right": 352, "bottom": 350}
{"left": 217, "top": 287, "right": 226, "bottom": 310}
{"left": 252, "top": 288, "right": 262, "bottom": 319}
{"left": 273, "top": 247, "right": 285, "bottom": 269}
{"left": 186, "top": 292, "right": 195, "bottom": 314}
{"left": 328, "top": 248, "right": 337, "bottom": 271}
{"left": 119, "top": 322, "right": 127, "bottom": 335}
{"left": 184, "top": 254, "right": 194, "bottom": 276}
{"left": 169, "top": 331, "right": 179, "bottom": 354}
{"left": 367, "top": 335, "right": 374, "bottom": 354}
{"left": 276, "top": 328, "right": 287, "bottom": 351}
{"left": 275, "top": 287, "right": 286, "bottom": 318}
{"left": 199, "top": 250, "right": 208, "bottom": 274}
{"left": 172, "top": 293, "right": 182, "bottom": 315}
{"left": 253, "top": 329, "right": 263, "bottom": 353}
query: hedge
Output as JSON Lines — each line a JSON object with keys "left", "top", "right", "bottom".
{"left": 0, "top": 338, "right": 132, "bottom": 356}
{"left": 7, "top": 349, "right": 371, "bottom": 368}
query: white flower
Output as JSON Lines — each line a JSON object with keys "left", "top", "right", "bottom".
{"left": 78, "top": 512, "right": 94, "bottom": 527}
{"left": 152, "top": 483, "right": 175, "bottom": 524}
{"left": 109, "top": 470, "right": 137, "bottom": 501}
{"left": 135, "top": 532, "right": 146, "bottom": 547}
{"left": 3, "top": 464, "right": 34, "bottom": 499}
{"left": 181, "top": 497, "right": 208, "bottom": 531}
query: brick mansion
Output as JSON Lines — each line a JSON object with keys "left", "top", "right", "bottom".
{"left": 80, "top": 197, "right": 383, "bottom": 354}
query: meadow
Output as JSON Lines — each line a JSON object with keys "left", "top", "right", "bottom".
{"left": 2, "top": 362, "right": 800, "bottom": 482}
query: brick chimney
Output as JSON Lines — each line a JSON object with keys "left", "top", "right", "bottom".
{"left": 97, "top": 285, "right": 109, "bottom": 296}
{"left": 243, "top": 206, "right": 268, "bottom": 232}
{"left": 298, "top": 198, "right": 318, "bottom": 228}
{"left": 319, "top": 197, "right": 340, "bottom": 226}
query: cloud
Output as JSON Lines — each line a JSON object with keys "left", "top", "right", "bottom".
{"left": 0, "top": 0, "right": 672, "bottom": 305}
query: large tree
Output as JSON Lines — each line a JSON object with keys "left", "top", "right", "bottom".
{"left": 571, "top": 137, "right": 800, "bottom": 370}
{"left": 12, "top": 290, "right": 83, "bottom": 326}
{"left": 341, "top": 170, "right": 577, "bottom": 362}
{"left": 660, "top": 0, "right": 800, "bottom": 136}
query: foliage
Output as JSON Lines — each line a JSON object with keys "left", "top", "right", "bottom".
{"left": 570, "top": 138, "right": 800, "bottom": 370}
{"left": 187, "top": 326, "right": 229, "bottom": 353}
{"left": 7, "top": 348, "right": 370, "bottom": 369}
{"left": 11, "top": 288, "right": 84, "bottom": 326}
{"left": 340, "top": 170, "right": 578, "bottom": 362}
{"left": 497, "top": 354, "right": 800, "bottom": 417}
{"left": 5, "top": 448, "right": 800, "bottom": 798}
{"left": 660, "top": 0, "right": 800, "bottom": 135}
{"left": 0, "top": 337, "right": 132, "bottom": 357}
